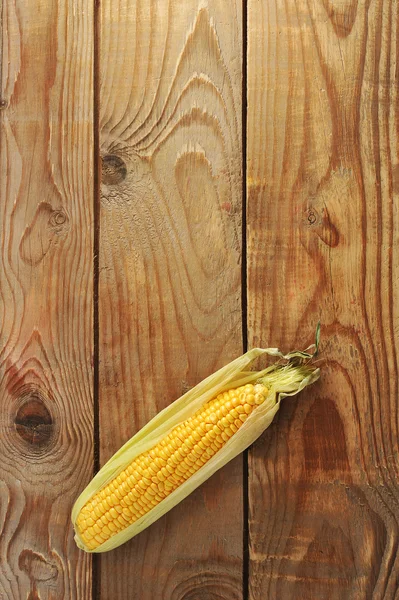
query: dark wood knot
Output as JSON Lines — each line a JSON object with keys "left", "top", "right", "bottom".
{"left": 14, "top": 395, "right": 53, "bottom": 448}
{"left": 307, "top": 210, "right": 317, "bottom": 225}
{"left": 101, "top": 154, "right": 127, "bottom": 185}
{"left": 0, "top": 99, "right": 8, "bottom": 109}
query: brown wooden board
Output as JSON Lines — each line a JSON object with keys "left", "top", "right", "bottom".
{"left": 247, "top": 0, "right": 399, "bottom": 599}
{"left": 0, "top": 0, "right": 94, "bottom": 597}
{"left": 2, "top": 0, "right": 399, "bottom": 597}
{"left": 98, "top": 1, "right": 243, "bottom": 598}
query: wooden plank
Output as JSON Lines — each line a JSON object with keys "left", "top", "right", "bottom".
{"left": 0, "top": 0, "right": 94, "bottom": 598}
{"left": 247, "top": 0, "right": 399, "bottom": 598}
{"left": 98, "top": 1, "right": 243, "bottom": 598}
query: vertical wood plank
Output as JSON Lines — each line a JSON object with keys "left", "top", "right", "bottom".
{"left": 98, "top": 1, "right": 243, "bottom": 598}
{"left": 0, "top": 0, "right": 94, "bottom": 598}
{"left": 247, "top": 0, "right": 399, "bottom": 598}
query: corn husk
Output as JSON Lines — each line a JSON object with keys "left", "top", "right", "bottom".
{"left": 72, "top": 331, "right": 320, "bottom": 553}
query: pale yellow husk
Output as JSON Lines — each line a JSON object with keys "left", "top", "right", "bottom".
{"left": 72, "top": 339, "right": 320, "bottom": 553}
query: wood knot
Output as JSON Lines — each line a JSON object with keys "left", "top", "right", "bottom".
{"left": 171, "top": 572, "right": 241, "bottom": 600}
{"left": 304, "top": 204, "right": 339, "bottom": 247}
{"left": 307, "top": 210, "right": 317, "bottom": 225}
{"left": 19, "top": 549, "right": 58, "bottom": 582}
{"left": 49, "top": 209, "right": 68, "bottom": 228}
{"left": 19, "top": 202, "right": 69, "bottom": 266}
{"left": 101, "top": 154, "right": 127, "bottom": 185}
{"left": 0, "top": 98, "right": 8, "bottom": 109}
{"left": 14, "top": 392, "right": 53, "bottom": 448}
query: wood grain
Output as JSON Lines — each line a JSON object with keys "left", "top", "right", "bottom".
{"left": 98, "top": 0, "right": 243, "bottom": 598}
{"left": 247, "top": 0, "right": 399, "bottom": 598}
{"left": 0, "top": 0, "right": 94, "bottom": 598}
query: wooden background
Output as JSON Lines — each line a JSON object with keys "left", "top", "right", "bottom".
{"left": 0, "top": 0, "right": 398, "bottom": 598}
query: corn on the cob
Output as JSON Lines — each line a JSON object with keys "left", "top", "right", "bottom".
{"left": 72, "top": 331, "right": 320, "bottom": 553}
{"left": 76, "top": 382, "right": 269, "bottom": 550}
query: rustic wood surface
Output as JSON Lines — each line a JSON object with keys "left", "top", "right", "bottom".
{"left": 247, "top": 0, "right": 399, "bottom": 599}
{"left": 0, "top": 0, "right": 94, "bottom": 598}
{"left": 0, "top": 0, "right": 398, "bottom": 598}
{"left": 98, "top": 1, "right": 243, "bottom": 599}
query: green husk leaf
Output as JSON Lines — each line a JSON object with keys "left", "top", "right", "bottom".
{"left": 72, "top": 334, "right": 320, "bottom": 553}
